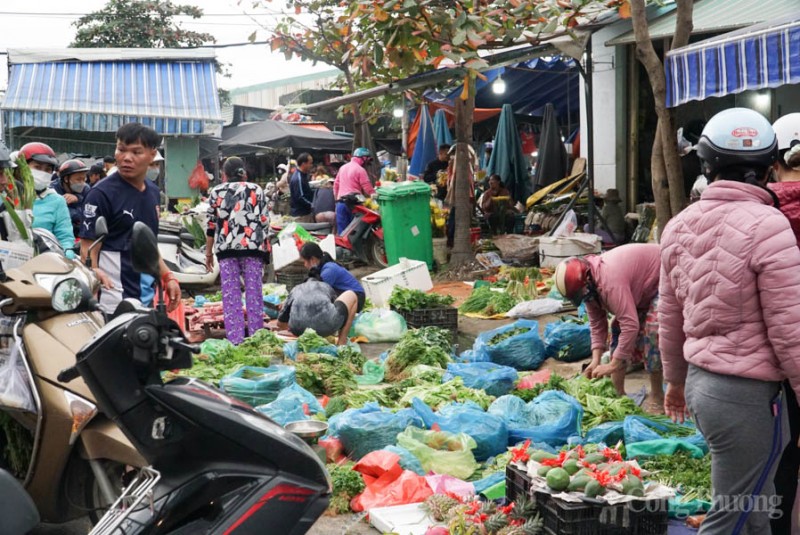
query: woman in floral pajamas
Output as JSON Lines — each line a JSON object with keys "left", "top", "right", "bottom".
{"left": 205, "top": 157, "right": 269, "bottom": 345}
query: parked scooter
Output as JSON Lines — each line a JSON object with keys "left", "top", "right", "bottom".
{"left": 57, "top": 221, "right": 330, "bottom": 534}
{"left": 0, "top": 217, "right": 146, "bottom": 525}
{"left": 269, "top": 194, "right": 387, "bottom": 268}
{"left": 158, "top": 222, "right": 220, "bottom": 291}
{"left": 0, "top": 467, "right": 39, "bottom": 535}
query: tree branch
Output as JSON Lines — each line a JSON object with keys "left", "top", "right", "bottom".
{"left": 671, "top": 0, "right": 694, "bottom": 50}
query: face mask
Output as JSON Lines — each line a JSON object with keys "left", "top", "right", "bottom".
{"left": 70, "top": 182, "right": 87, "bottom": 194}
{"left": 145, "top": 168, "right": 159, "bottom": 181}
{"left": 32, "top": 169, "right": 52, "bottom": 191}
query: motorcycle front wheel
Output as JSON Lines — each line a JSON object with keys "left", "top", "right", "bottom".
{"left": 368, "top": 236, "right": 388, "bottom": 268}
{"left": 84, "top": 460, "right": 127, "bottom": 525}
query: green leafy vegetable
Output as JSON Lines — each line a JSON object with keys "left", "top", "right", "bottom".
{"left": 488, "top": 327, "right": 528, "bottom": 346}
{"left": 389, "top": 286, "right": 454, "bottom": 313}
{"left": 385, "top": 329, "right": 451, "bottom": 381}
{"left": 327, "top": 462, "right": 365, "bottom": 514}
{"left": 398, "top": 377, "right": 495, "bottom": 410}
{"left": 294, "top": 352, "right": 357, "bottom": 396}
{"left": 642, "top": 453, "right": 712, "bottom": 503}
{"left": 458, "top": 286, "right": 494, "bottom": 314}
{"left": 297, "top": 328, "right": 332, "bottom": 353}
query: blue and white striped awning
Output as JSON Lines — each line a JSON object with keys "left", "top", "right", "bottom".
{"left": 2, "top": 53, "right": 222, "bottom": 135}
{"left": 665, "top": 16, "right": 800, "bottom": 108}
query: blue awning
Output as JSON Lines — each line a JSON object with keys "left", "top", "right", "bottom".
{"left": 665, "top": 16, "right": 800, "bottom": 108}
{"left": 2, "top": 57, "right": 222, "bottom": 135}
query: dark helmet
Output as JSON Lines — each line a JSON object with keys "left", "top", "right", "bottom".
{"left": 19, "top": 142, "right": 58, "bottom": 168}
{"left": 58, "top": 159, "right": 90, "bottom": 179}
{"left": 695, "top": 108, "right": 778, "bottom": 180}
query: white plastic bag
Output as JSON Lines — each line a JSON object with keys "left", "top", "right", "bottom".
{"left": 551, "top": 209, "right": 577, "bottom": 238}
{"left": 506, "top": 298, "right": 564, "bottom": 319}
{"left": 0, "top": 341, "right": 34, "bottom": 412}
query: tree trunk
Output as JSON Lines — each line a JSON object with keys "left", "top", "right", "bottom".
{"left": 651, "top": 122, "right": 670, "bottom": 238}
{"left": 450, "top": 79, "right": 475, "bottom": 267}
{"left": 630, "top": 0, "right": 693, "bottom": 231}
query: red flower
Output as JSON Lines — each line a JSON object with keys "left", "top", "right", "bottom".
{"left": 465, "top": 501, "right": 481, "bottom": 516}
{"left": 590, "top": 470, "right": 612, "bottom": 487}
{"left": 574, "top": 445, "right": 586, "bottom": 459}
{"left": 498, "top": 503, "right": 514, "bottom": 515}
{"left": 510, "top": 439, "right": 531, "bottom": 463}
{"left": 629, "top": 465, "right": 641, "bottom": 478}
{"left": 13, "top": 198, "right": 19, "bottom": 207}
{"left": 603, "top": 447, "right": 623, "bottom": 462}
{"left": 541, "top": 451, "right": 568, "bottom": 467}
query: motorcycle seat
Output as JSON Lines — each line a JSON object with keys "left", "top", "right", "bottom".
{"left": 296, "top": 222, "right": 332, "bottom": 232}
{"left": 158, "top": 234, "right": 182, "bottom": 246}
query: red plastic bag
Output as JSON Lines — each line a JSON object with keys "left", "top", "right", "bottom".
{"left": 517, "top": 369, "right": 551, "bottom": 390}
{"left": 318, "top": 437, "right": 345, "bottom": 464}
{"left": 351, "top": 469, "right": 433, "bottom": 512}
{"left": 188, "top": 162, "right": 209, "bottom": 191}
{"left": 354, "top": 451, "right": 401, "bottom": 482}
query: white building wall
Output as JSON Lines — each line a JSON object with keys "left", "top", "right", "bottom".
{"left": 579, "top": 21, "right": 632, "bottom": 200}
{"left": 231, "top": 74, "right": 340, "bottom": 110}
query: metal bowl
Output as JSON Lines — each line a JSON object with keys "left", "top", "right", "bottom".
{"left": 285, "top": 420, "right": 329, "bottom": 440}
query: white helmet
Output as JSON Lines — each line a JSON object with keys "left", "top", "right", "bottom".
{"left": 772, "top": 113, "right": 800, "bottom": 151}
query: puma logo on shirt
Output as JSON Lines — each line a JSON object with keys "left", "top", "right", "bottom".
{"left": 122, "top": 209, "right": 135, "bottom": 219}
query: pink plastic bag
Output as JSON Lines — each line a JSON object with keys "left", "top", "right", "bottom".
{"left": 351, "top": 469, "right": 433, "bottom": 512}
{"left": 517, "top": 369, "right": 551, "bottom": 390}
{"left": 425, "top": 474, "right": 475, "bottom": 498}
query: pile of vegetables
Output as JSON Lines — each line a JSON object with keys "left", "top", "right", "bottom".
{"left": 458, "top": 286, "right": 519, "bottom": 316}
{"left": 487, "top": 327, "right": 529, "bottom": 346}
{"left": 297, "top": 329, "right": 333, "bottom": 353}
{"left": 388, "top": 287, "right": 454, "bottom": 313}
{"left": 385, "top": 327, "right": 452, "bottom": 380}
{"left": 642, "top": 452, "right": 712, "bottom": 503}
{"left": 498, "top": 267, "right": 545, "bottom": 302}
{"left": 294, "top": 352, "right": 357, "bottom": 397}
{"left": 398, "top": 377, "right": 495, "bottom": 410}
{"left": 327, "top": 462, "right": 365, "bottom": 514}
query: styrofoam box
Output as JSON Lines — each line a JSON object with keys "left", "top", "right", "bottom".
{"left": 361, "top": 258, "right": 433, "bottom": 308}
{"left": 538, "top": 234, "right": 601, "bottom": 269}
{"left": 370, "top": 503, "right": 442, "bottom": 535}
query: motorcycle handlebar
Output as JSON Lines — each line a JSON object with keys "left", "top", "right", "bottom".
{"left": 57, "top": 366, "right": 80, "bottom": 383}
{"left": 169, "top": 337, "right": 200, "bottom": 354}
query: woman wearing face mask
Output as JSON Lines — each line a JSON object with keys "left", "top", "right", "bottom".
{"left": 52, "top": 159, "right": 90, "bottom": 237}
{"left": 30, "top": 167, "right": 76, "bottom": 258}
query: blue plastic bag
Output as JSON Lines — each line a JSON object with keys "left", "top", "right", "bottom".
{"left": 473, "top": 471, "right": 505, "bottom": 495}
{"left": 283, "top": 340, "right": 339, "bottom": 361}
{"left": 412, "top": 399, "right": 508, "bottom": 461}
{"left": 219, "top": 365, "right": 296, "bottom": 406}
{"left": 473, "top": 320, "right": 547, "bottom": 370}
{"left": 263, "top": 294, "right": 282, "bottom": 319}
{"left": 488, "top": 391, "right": 584, "bottom": 447}
{"left": 383, "top": 445, "right": 426, "bottom": 475}
{"left": 623, "top": 415, "right": 707, "bottom": 453}
{"left": 454, "top": 349, "right": 490, "bottom": 363}
{"left": 442, "top": 362, "right": 518, "bottom": 397}
{"left": 327, "top": 402, "right": 423, "bottom": 460}
{"left": 584, "top": 421, "right": 625, "bottom": 446}
{"left": 543, "top": 321, "right": 592, "bottom": 362}
{"left": 255, "top": 383, "right": 323, "bottom": 426}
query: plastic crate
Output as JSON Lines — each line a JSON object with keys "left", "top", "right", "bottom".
{"left": 504, "top": 465, "right": 668, "bottom": 535}
{"left": 361, "top": 258, "right": 433, "bottom": 308}
{"left": 394, "top": 306, "right": 458, "bottom": 339}
{"left": 276, "top": 269, "right": 307, "bottom": 292}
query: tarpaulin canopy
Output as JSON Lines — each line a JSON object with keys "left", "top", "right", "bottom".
{"left": 534, "top": 103, "right": 568, "bottom": 189}
{"left": 486, "top": 104, "right": 531, "bottom": 203}
{"left": 408, "top": 105, "right": 438, "bottom": 179}
{"left": 665, "top": 15, "right": 800, "bottom": 108}
{"left": 1, "top": 48, "right": 222, "bottom": 135}
{"left": 219, "top": 120, "right": 353, "bottom": 155}
{"left": 425, "top": 57, "right": 579, "bottom": 121}
{"left": 433, "top": 108, "right": 453, "bottom": 147}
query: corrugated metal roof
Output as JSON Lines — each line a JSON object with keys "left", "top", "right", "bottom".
{"left": 7, "top": 48, "right": 217, "bottom": 64}
{"left": 606, "top": 0, "right": 799, "bottom": 46}
{"left": 2, "top": 59, "right": 222, "bottom": 135}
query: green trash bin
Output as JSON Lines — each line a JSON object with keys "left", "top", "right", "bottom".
{"left": 376, "top": 181, "right": 434, "bottom": 269}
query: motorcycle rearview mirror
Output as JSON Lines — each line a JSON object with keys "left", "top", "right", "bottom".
{"left": 52, "top": 277, "right": 92, "bottom": 313}
{"left": 131, "top": 222, "right": 161, "bottom": 280}
{"left": 85, "top": 216, "right": 109, "bottom": 269}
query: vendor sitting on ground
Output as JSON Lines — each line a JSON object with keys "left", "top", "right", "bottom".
{"left": 276, "top": 279, "right": 358, "bottom": 346}
{"left": 480, "top": 174, "right": 515, "bottom": 234}
{"left": 300, "top": 242, "right": 366, "bottom": 312}
{"left": 554, "top": 243, "right": 664, "bottom": 412}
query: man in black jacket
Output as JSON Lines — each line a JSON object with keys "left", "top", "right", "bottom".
{"left": 422, "top": 144, "right": 450, "bottom": 200}
{"left": 289, "top": 152, "right": 315, "bottom": 222}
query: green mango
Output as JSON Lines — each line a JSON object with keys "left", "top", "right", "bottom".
{"left": 537, "top": 465, "right": 553, "bottom": 477}
{"left": 567, "top": 475, "right": 592, "bottom": 492}
{"left": 584, "top": 453, "right": 606, "bottom": 465}
{"left": 621, "top": 476, "right": 644, "bottom": 497}
{"left": 563, "top": 459, "right": 580, "bottom": 476}
{"left": 546, "top": 468, "right": 571, "bottom": 492}
{"left": 584, "top": 479, "right": 606, "bottom": 499}
{"left": 532, "top": 450, "right": 557, "bottom": 462}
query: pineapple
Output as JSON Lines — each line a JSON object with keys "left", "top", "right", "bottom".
{"left": 495, "top": 515, "right": 544, "bottom": 535}
{"left": 483, "top": 512, "right": 509, "bottom": 534}
{"left": 422, "top": 493, "right": 461, "bottom": 522}
{"left": 509, "top": 495, "right": 538, "bottom": 522}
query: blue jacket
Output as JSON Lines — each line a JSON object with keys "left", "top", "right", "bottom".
{"left": 50, "top": 178, "right": 87, "bottom": 236}
{"left": 32, "top": 190, "right": 76, "bottom": 258}
{"left": 320, "top": 261, "right": 364, "bottom": 295}
{"left": 289, "top": 170, "right": 313, "bottom": 216}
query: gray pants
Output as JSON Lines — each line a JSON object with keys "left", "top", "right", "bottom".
{"left": 685, "top": 365, "right": 789, "bottom": 535}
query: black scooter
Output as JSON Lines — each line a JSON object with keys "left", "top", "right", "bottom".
{"left": 57, "top": 222, "right": 329, "bottom": 534}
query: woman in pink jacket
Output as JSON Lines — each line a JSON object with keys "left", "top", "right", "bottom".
{"left": 767, "top": 113, "right": 800, "bottom": 534}
{"left": 660, "top": 108, "right": 800, "bottom": 535}
{"left": 554, "top": 244, "right": 663, "bottom": 412}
